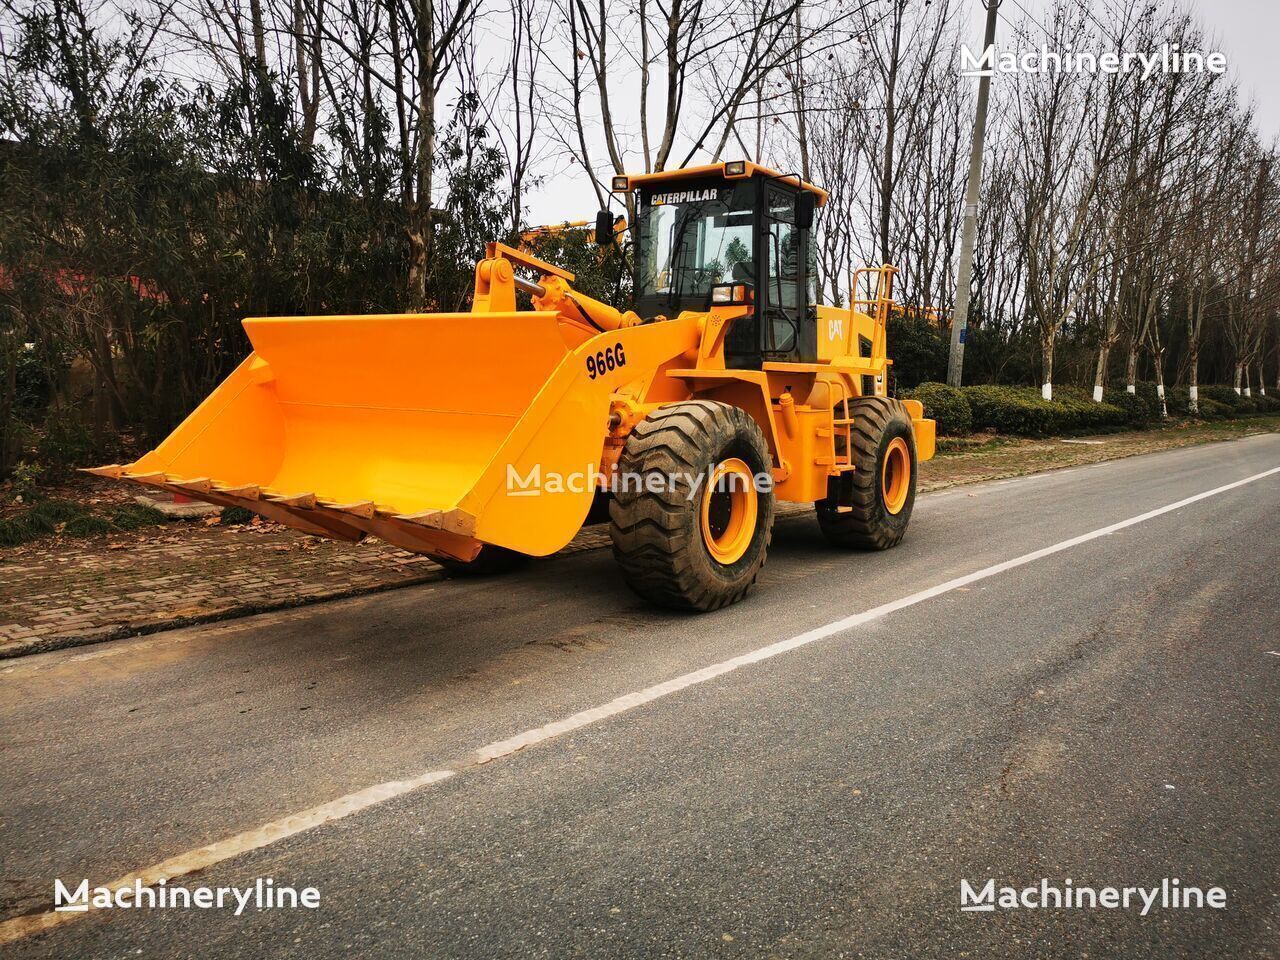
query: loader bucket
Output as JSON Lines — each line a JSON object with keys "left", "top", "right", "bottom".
{"left": 90, "top": 310, "right": 701, "bottom": 560}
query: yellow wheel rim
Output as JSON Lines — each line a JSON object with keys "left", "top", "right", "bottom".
{"left": 881, "top": 437, "right": 911, "bottom": 515}
{"left": 700, "top": 458, "right": 758, "bottom": 565}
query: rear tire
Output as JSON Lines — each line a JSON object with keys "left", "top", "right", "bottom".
{"left": 433, "top": 545, "right": 528, "bottom": 577}
{"left": 816, "top": 396, "right": 916, "bottom": 550}
{"left": 610, "top": 400, "right": 774, "bottom": 611}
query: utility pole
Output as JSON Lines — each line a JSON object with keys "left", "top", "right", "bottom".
{"left": 946, "top": 0, "right": 1001, "bottom": 388}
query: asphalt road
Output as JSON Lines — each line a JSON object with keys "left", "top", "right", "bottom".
{"left": 2, "top": 435, "right": 1278, "bottom": 959}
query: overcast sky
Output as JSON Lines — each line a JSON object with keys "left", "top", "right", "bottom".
{"left": 525, "top": 0, "right": 1279, "bottom": 224}
{"left": 959, "top": 0, "right": 1280, "bottom": 136}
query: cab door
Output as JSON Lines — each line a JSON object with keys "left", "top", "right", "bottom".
{"left": 760, "top": 185, "right": 815, "bottom": 363}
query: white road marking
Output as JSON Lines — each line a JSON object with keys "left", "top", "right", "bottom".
{"left": 3, "top": 464, "right": 1277, "bottom": 945}
{"left": 0, "top": 770, "right": 453, "bottom": 944}
{"left": 473, "top": 465, "right": 1279, "bottom": 766}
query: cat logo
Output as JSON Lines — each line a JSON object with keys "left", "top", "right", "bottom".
{"left": 650, "top": 188, "right": 721, "bottom": 206}
{"left": 827, "top": 317, "right": 844, "bottom": 341}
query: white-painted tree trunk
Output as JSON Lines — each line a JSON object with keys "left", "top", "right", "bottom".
{"left": 1124, "top": 346, "right": 1138, "bottom": 397}
{"left": 1091, "top": 344, "right": 1109, "bottom": 403}
{"left": 1039, "top": 331, "right": 1055, "bottom": 403}
{"left": 1188, "top": 383, "right": 1199, "bottom": 413}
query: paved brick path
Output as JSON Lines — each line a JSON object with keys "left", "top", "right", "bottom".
{"left": 0, "top": 520, "right": 626, "bottom": 659}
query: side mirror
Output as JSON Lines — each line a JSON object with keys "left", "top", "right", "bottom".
{"left": 796, "top": 192, "right": 815, "bottom": 230}
{"left": 594, "top": 209, "right": 615, "bottom": 246}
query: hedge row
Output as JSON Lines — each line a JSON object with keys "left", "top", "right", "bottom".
{"left": 903, "top": 382, "right": 1280, "bottom": 437}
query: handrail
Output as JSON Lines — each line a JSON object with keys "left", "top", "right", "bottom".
{"left": 850, "top": 264, "right": 899, "bottom": 368}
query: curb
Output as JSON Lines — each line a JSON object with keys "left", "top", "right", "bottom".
{"left": 0, "top": 571, "right": 449, "bottom": 660}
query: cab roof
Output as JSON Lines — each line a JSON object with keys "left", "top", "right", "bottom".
{"left": 615, "top": 161, "right": 829, "bottom": 206}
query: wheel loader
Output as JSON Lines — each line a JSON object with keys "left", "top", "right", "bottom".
{"left": 88, "top": 161, "right": 935, "bottom": 610}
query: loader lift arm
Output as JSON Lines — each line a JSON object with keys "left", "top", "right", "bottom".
{"left": 473, "top": 242, "right": 641, "bottom": 334}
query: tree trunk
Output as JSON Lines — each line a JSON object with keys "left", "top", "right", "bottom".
{"left": 1040, "top": 329, "right": 1054, "bottom": 400}
{"left": 1187, "top": 348, "right": 1199, "bottom": 414}
{"left": 1124, "top": 344, "right": 1138, "bottom": 394}
{"left": 1152, "top": 349, "right": 1168, "bottom": 419}
{"left": 0, "top": 342, "right": 16, "bottom": 475}
{"left": 407, "top": 0, "right": 438, "bottom": 309}
{"left": 1233, "top": 362, "right": 1243, "bottom": 395}
{"left": 1256, "top": 363, "right": 1266, "bottom": 396}
{"left": 1092, "top": 343, "right": 1109, "bottom": 402}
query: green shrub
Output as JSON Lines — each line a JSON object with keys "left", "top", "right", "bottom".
{"left": 1235, "top": 397, "right": 1259, "bottom": 415}
{"left": 7, "top": 461, "right": 46, "bottom": 502}
{"left": 63, "top": 513, "right": 116, "bottom": 537}
{"left": 905, "top": 382, "right": 972, "bottom": 436}
{"left": 1199, "top": 385, "right": 1242, "bottom": 407}
{"left": 1098, "top": 382, "right": 1167, "bottom": 423}
{"left": 0, "top": 499, "right": 85, "bottom": 546}
{"left": 35, "top": 411, "right": 97, "bottom": 477}
{"left": 108, "top": 504, "right": 169, "bottom": 530}
{"left": 1165, "top": 386, "right": 1192, "bottom": 417}
{"left": 1107, "top": 390, "right": 1157, "bottom": 426}
{"left": 1256, "top": 393, "right": 1280, "bottom": 412}
{"left": 0, "top": 498, "right": 166, "bottom": 546}
{"left": 1197, "top": 397, "right": 1231, "bottom": 419}
{"left": 219, "top": 505, "right": 256, "bottom": 525}
{"left": 961, "top": 385, "right": 1127, "bottom": 436}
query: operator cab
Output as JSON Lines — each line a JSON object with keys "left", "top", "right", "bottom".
{"left": 608, "top": 161, "right": 826, "bottom": 370}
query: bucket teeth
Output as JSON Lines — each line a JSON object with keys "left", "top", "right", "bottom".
{"left": 320, "top": 500, "right": 378, "bottom": 519}
{"left": 91, "top": 466, "right": 481, "bottom": 551}
{"left": 395, "top": 507, "right": 476, "bottom": 536}
{"left": 266, "top": 492, "right": 318, "bottom": 509}
{"left": 397, "top": 509, "right": 443, "bottom": 527}
{"left": 125, "top": 471, "right": 168, "bottom": 485}
{"left": 213, "top": 484, "right": 262, "bottom": 500}
{"left": 82, "top": 464, "right": 125, "bottom": 479}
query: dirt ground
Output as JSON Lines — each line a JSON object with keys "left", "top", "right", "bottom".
{"left": 2, "top": 416, "right": 1276, "bottom": 658}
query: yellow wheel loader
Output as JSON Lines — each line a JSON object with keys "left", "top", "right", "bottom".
{"left": 89, "top": 161, "right": 935, "bottom": 611}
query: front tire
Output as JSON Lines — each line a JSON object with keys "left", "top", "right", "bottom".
{"left": 816, "top": 396, "right": 917, "bottom": 550}
{"left": 609, "top": 401, "right": 774, "bottom": 611}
